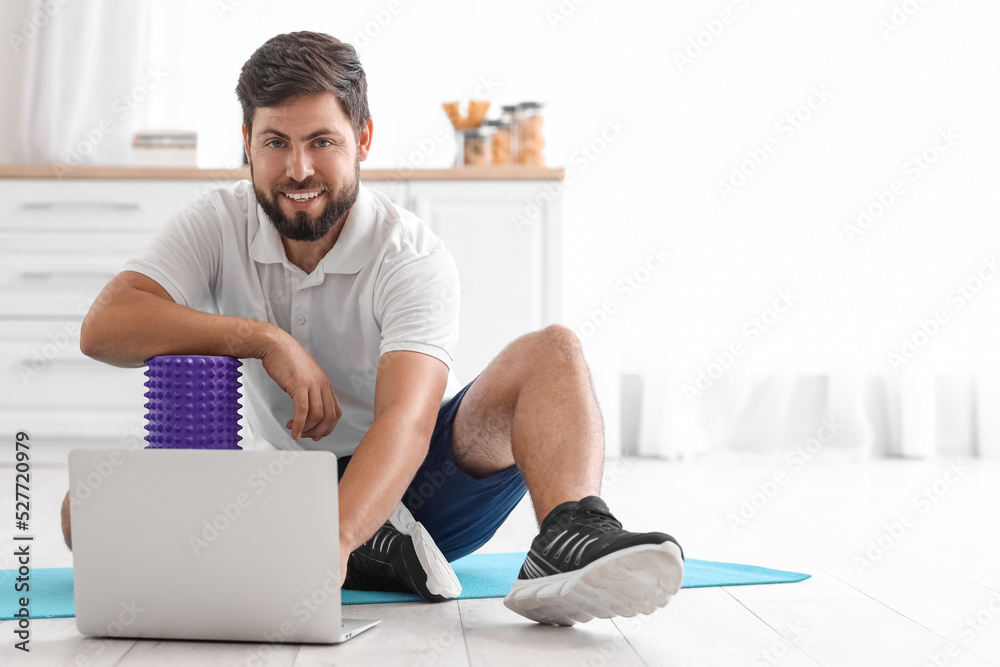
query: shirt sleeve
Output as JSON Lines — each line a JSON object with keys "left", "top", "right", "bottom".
{"left": 121, "top": 195, "right": 224, "bottom": 312}
{"left": 374, "top": 231, "right": 461, "bottom": 369}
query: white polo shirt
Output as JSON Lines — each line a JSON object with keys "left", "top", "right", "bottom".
{"left": 123, "top": 180, "right": 463, "bottom": 457}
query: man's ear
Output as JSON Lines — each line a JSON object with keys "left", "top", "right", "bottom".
{"left": 241, "top": 124, "right": 252, "bottom": 164}
{"left": 357, "top": 117, "right": 374, "bottom": 162}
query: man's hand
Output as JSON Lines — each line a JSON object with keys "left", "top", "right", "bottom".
{"left": 80, "top": 270, "right": 340, "bottom": 442}
{"left": 61, "top": 491, "right": 72, "bottom": 550}
{"left": 340, "top": 543, "right": 351, "bottom": 586}
{"left": 259, "top": 330, "right": 342, "bottom": 441}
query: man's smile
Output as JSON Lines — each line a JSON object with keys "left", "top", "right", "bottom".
{"left": 283, "top": 190, "right": 323, "bottom": 201}
{"left": 280, "top": 189, "right": 327, "bottom": 211}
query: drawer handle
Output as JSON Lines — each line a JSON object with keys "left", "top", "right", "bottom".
{"left": 20, "top": 202, "right": 142, "bottom": 212}
{"left": 19, "top": 270, "right": 115, "bottom": 280}
{"left": 15, "top": 356, "right": 93, "bottom": 368}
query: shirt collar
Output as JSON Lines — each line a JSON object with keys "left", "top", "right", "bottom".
{"left": 249, "top": 184, "right": 376, "bottom": 275}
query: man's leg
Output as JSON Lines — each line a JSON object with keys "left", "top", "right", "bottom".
{"left": 451, "top": 324, "right": 605, "bottom": 521}
{"left": 452, "top": 324, "right": 684, "bottom": 626}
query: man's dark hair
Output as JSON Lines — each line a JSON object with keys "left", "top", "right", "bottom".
{"left": 236, "top": 31, "right": 370, "bottom": 143}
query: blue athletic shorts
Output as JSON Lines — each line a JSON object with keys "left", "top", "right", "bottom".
{"left": 339, "top": 379, "right": 527, "bottom": 562}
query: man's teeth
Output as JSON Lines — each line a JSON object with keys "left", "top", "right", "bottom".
{"left": 284, "top": 191, "right": 321, "bottom": 201}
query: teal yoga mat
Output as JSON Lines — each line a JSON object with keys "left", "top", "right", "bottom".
{"left": 0, "top": 552, "right": 809, "bottom": 620}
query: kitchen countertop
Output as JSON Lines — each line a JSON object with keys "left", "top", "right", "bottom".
{"left": 0, "top": 164, "right": 564, "bottom": 181}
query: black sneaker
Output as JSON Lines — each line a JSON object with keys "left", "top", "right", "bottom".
{"left": 504, "top": 496, "right": 684, "bottom": 625}
{"left": 343, "top": 503, "right": 462, "bottom": 602}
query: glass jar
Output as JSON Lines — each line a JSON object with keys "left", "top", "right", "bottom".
{"left": 484, "top": 119, "right": 512, "bottom": 165}
{"left": 500, "top": 105, "right": 518, "bottom": 164}
{"left": 514, "top": 102, "right": 545, "bottom": 166}
{"left": 455, "top": 126, "right": 494, "bottom": 167}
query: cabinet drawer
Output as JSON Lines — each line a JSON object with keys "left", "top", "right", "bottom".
{"left": 0, "top": 179, "right": 226, "bottom": 231}
{"left": 0, "top": 229, "right": 153, "bottom": 316}
{"left": 0, "top": 320, "right": 147, "bottom": 410}
{"left": 0, "top": 277, "right": 108, "bottom": 317}
{"left": 0, "top": 408, "right": 146, "bottom": 453}
{"left": 0, "top": 228, "right": 153, "bottom": 256}
{"left": 0, "top": 178, "right": 214, "bottom": 316}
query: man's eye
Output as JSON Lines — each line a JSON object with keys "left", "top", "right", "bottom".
{"left": 316, "top": 139, "right": 332, "bottom": 148}
{"left": 266, "top": 140, "right": 283, "bottom": 148}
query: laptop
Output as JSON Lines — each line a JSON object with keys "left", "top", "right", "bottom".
{"left": 68, "top": 448, "right": 379, "bottom": 644}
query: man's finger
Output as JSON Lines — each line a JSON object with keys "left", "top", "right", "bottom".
{"left": 289, "top": 388, "right": 308, "bottom": 440}
{"left": 302, "top": 385, "right": 334, "bottom": 440}
{"left": 332, "top": 390, "right": 343, "bottom": 421}
{"left": 303, "top": 385, "right": 324, "bottom": 434}
{"left": 319, "top": 387, "right": 337, "bottom": 438}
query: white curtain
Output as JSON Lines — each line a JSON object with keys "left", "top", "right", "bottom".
{"left": 15, "top": 0, "right": 259, "bottom": 168}
{"left": 18, "top": 0, "right": 151, "bottom": 165}
{"left": 14, "top": 1, "right": 406, "bottom": 169}
{"left": 629, "top": 372, "right": 1000, "bottom": 460}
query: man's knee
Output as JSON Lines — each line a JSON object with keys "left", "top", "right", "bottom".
{"left": 485, "top": 324, "right": 585, "bottom": 391}
{"left": 528, "top": 324, "right": 584, "bottom": 365}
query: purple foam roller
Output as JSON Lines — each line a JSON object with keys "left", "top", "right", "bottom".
{"left": 143, "top": 355, "right": 243, "bottom": 449}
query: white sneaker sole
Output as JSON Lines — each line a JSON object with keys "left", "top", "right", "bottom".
{"left": 389, "top": 503, "right": 462, "bottom": 599}
{"left": 503, "top": 541, "right": 684, "bottom": 626}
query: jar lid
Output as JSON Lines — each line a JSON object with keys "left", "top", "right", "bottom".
{"left": 501, "top": 105, "right": 518, "bottom": 112}
{"left": 459, "top": 126, "right": 496, "bottom": 137}
{"left": 518, "top": 101, "right": 544, "bottom": 110}
{"left": 482, "top": 119, "right": 509, "bottom": 128}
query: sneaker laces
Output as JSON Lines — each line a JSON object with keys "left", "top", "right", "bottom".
{"left": 573, "top": 507, "right": 623, "bottom": 533}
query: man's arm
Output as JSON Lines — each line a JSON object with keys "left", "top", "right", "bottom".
{"left": 82, "top": 270, "right": 268, "bottom": 367}
{"left": 80, "top": 270, "right": 340, "bottom": 440}
{"left": 336, "top": 350, "right": 449, "bottom": 581}
{"left": 61, "top": 270, "right": 343, "bottom": 551}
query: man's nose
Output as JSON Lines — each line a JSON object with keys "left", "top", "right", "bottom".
{"left": 286, "top": 146, "right": 314, "bottom": 183}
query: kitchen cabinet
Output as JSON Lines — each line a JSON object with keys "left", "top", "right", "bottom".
{"left": 0, "top": 179, "right": 222, "bottom": 461}
{"left": 0, "top": 169, "right": 563, "bottom": 461}
{"left": 405, "top": 180, "right": 563, "bottom": 385}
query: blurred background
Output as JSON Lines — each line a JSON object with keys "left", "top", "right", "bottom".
{"left": 2, "top": 0, "right": 999, "bottom": 460}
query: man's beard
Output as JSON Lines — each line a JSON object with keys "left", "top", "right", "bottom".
{"left": 252, "top": 158, "right": 361, "bottom": 242}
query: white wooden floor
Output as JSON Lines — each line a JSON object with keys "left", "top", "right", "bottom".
{"left": 2, "top": 451, "right": 999, "bottom": 666}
